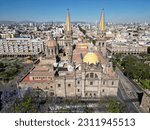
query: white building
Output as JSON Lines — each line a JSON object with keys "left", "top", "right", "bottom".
{"left": 0, "top": 38, "right": 44, "bottom": 56}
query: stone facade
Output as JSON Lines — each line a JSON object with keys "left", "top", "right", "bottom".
{"left": 107, "top": 44, "right": 148, "bottom": 56}
{"left": 19, "top": 62, "right": 118, "bottom": 98}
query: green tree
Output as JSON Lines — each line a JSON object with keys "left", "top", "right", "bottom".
{"left": 108, "top": 100, "right": 124, "bottom": 113}
{"left": 11, "top": 95, "right": 39, "bottom": 113}
{"left": 0, "top": 62, "right": 5, "bottom": 68}
{"left": 83, "top": 107, "right": 94, "bottom": 113}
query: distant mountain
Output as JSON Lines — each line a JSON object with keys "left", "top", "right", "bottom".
{"left": 19, "top": 21, "right": 36, "bottom": 23}
{"left": 0, "top": 21, "right": 17, "bottom": 24}
{"left": 0, "top": 20, "right": 89, "bottom": 25}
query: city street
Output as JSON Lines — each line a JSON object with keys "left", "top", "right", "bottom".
{"left": 116, "top": 67, "right": 143, "bottom": 112}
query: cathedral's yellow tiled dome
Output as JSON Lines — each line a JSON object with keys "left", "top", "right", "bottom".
{"left": 83, "top": 52, "right": 99, "bottom": 64}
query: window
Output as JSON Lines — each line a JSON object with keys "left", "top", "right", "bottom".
{"left": 48, "top": 49, "right": 51, "bottom": 54}
{"left": 90, "top": 73, "right": 94, "bottom": 78}
{"left": 102, "top": 89, "right": 104, "bottom": 92}
{"left": 90, "top": 81, "right": 93, "bottom": 85}
{"left": 102, "top": 43, "right": 105, "bottom": 47}
{"left": 50, "top": 92, "right": 54, "bottom": 96}
{"left": 85, "top": 93, "right": 88, "bottom": 96}
{"left": 95, "top": 74, "right": 98, "bottom": 78}
{"left": 94, "top": 93, "right": 96, "bottom": 97}
{"left": 112, "top": 81, "right": 114, "bottom": 85}
{"left": 90, "top": 93, "right": 92, "bottom": 97}
{"left": 86, "top": 74, "right": 89, "bottom": 78}
{"left": 77, "top": 81, "right": 80, "bottom": 84}
{"left": 58, "top": 84, "right": 61, "bottom": 87}
{"left": 77, "top": 89, "right": 80, "bottom": 92}
{"left": 68, "top": 84, "right": 71, "bottom": 87}
{"left": 103, "top": 81, "right": 105, "bottom": 85}
{"left": 50, "top": 86, "right": 53, "bottom": 89}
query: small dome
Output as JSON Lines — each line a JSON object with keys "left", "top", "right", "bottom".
{"left": 47, "top": 39, "right": 56, "bottom": 47}
{"left": 83, "top": 52, "right": 99, "bottom": 64}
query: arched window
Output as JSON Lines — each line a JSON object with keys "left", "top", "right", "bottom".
{"left": 85, "top": 93, "right": 88, "bottom": 96}
{"left": 77, "top": 81, "right": 80, "bottom": 84}
{"left": 95, "top": 74, "right": 98, "bottom": 78}
{"left": 86, "top": 73, "right": 89, "bottom": 78}
{"left": 103, "top": 81, "right": 105, "bottom": 85}
{"left": 102, "top": 42, "right": 105, "bottom": 47}
{"left": 112, "top": 81, "right": 114, "bottom": 85}
{"left": 48, "top": 49, "right": 50, "bottom": 55}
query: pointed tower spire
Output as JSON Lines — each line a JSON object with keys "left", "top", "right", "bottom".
{"left": 99, "top": 9, "right": 105, "bottom": 31}
{"left": 65, "top": 9, "right": 71, "bottom": 32}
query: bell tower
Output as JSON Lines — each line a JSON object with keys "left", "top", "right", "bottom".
{"left": 64, "top": 9, "right": 73, "bottom": 63}
{"left": 96, "top": 9, "right": 106, "bottom": 57}
{"left": 65, "top": 9, "right": 72, "bottom": 39}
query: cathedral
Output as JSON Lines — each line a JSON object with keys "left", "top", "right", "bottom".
{"left": 19, "top": 10, "right": 119, "bottom": 98}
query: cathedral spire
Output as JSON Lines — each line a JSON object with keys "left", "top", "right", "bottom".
{"left": 99, "top": 9, "right": 105, "bottom": 31}
{"left": 65, "top": 9, "right": 71, "bottom": 32}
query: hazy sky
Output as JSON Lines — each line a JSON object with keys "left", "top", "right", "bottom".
{"left": 0, "top": 0, "right": 150, "bottom": 23}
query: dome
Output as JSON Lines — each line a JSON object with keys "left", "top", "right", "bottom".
{"left": 47, "top": 39, "right": 56, "bottom": 47}
{"left": 83, "top": 52, "right": 99, "bottom": 64}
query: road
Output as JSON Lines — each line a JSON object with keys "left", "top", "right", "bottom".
{"left": 116, "top": 67, "right": 143, "bottom": 112}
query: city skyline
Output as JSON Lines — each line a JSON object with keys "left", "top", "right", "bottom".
{"left": 0, "top": 0, "right": 150, "bottom": 23}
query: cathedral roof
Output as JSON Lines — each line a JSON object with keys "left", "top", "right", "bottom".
{"left": 83, "top": 52, "right": 99, "bottom": 64}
